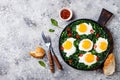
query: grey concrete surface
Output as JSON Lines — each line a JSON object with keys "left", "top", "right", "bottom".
{"left": 0, "top": 0, "right": 120, "bottom": 80}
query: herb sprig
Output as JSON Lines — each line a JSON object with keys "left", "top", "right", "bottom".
{"left": 38, "top": 60, "right": 46, "bottom": 68}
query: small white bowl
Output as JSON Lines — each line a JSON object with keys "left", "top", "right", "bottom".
{"left": 59, "top": 8, "right": 73, "bottom": 21}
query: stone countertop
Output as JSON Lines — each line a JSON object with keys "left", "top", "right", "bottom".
{"left": 0, "top": 0, "right": 120, "bottom": 80}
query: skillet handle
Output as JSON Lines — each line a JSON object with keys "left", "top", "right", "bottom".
{"left": 98, "top": 8, "right": 113, "bottom": 27}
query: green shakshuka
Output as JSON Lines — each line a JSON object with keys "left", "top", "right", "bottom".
{"left": 59, "top": 19, "right": 110, "bottom": 70}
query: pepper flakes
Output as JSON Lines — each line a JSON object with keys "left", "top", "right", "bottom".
{"left": 68, "top": 59, "right": 73, "bottom": 64}
{"left": 96, "top": 56, "right": 99, "bottom": 61}
{"left": 94, "top": 45, "right": 97, "bottom": 49}
{"left": 67, "top": 32, "right": 72, "bottom": 37}
{"left": 60, "top": 46, "right": 64, "bottom": 50}
{"left": 79, "top": 54, "right": 83, "bottom": 57}
{"left": 66, "top": 27, "right": 71, "bottom": 32}
{"left": 96, "top": 33, "right": 100, "bottom": 38}
{"left": 90, "top": 29, "right": 94, "bottom": 33}
{"left": 76, "top": 34, "right": 80, "bottom": 39}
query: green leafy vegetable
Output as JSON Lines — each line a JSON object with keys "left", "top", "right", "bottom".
{"left": 50, "top": 18, "right": 62, "bottom": 28}
{"left": 51, "top": 18, "right": 58, "bottom": 27}
{"left": 38, "top": 61, "right": 46, "bottom": 67}
{"left": 59, "top": 19, "right": 110, "bottom": 70}
{"left": 49, "top": 29, "right": 55, "bottom": 32}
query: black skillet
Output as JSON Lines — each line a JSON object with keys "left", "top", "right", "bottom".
{"left": 59, "top": 8, "right": 113, "bottom": 70}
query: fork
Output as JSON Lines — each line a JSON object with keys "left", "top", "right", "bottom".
{"left": 48, "top": 37, "right": 63, "bottom": 70}
{"left": 42, "top": 32, "right": 54, "bottom": 73}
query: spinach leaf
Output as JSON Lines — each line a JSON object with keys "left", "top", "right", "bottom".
{"left": 38, "top": 61, "right": 46, "bottom": 68}
{"left": 49, "top": 29, "right": 55, "bottom": 32}
{"left": 51, "top": 18, "right": 58, "bottom": 27}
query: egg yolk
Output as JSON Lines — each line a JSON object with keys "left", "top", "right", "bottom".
{"left": 78, "top": 23, "right": 87, "bottom": 32}
{"left": 99, "top": 42, "right": 107, "bottom": 50}
{"left": 85, "top": 54, "right": 95, "bottom": 63}
{"left": 82, "top": 40, "right": 91, "bottom": 49}
{"left": 63, "top": 41, "right": 72, "bottom": 50}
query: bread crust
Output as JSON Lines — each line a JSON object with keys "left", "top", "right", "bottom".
{"left": 103, "top": 53, "right": 115, "bottom": 76}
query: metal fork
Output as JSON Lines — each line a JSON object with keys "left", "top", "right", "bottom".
{"left": 42, "top": 32, "right": 63, "bottom": 71}
{"left": 49, "top": 37, "right": 63, "bottom": 70}
{"left": 41, "top": 32, "right": 54, "bottom": 73}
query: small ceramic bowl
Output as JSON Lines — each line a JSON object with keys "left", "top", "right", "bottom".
{"left": 59, "top": 8, "right": 73, "bottom": 21}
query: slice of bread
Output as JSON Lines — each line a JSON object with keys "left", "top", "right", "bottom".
{"left": 29, "top": 47, "right": 45, "bottom": 58}
{"left": 103, "top": 53, "right": 115, "bottom": 76}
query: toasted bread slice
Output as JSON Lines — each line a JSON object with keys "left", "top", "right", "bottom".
{"left": 29, "top": 47, "right": 45, "bottom": 58}
{"left": 103, "top": 53, "right": 115, "bottom": 76}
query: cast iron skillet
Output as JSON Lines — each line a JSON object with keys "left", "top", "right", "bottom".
{"left": 59, "top": 8, "right": 114, "bottom": 70}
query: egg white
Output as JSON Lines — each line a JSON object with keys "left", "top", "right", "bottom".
{"left": 94, "top": 37, "right": 108, "bottom": 53}
{"left": 79, "top": 52, "right": 97, "bottom": 66}
{"left": 62, "top": 38, "right": 76, "bottom": 57}
{"left": 76, "top": 23, "right": 94, "bottom": 35}
{"left": 79, "top": 39, "right": 93, "bottom": 51}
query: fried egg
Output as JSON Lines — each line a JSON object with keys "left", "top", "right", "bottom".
{"left": 62, "top": 38, "right": 76, "bottom": 57}
{"left": 76, "top": 23, "right": 94, "bottom": 35}
{"left": 79, "top": 39, "right": 93, "bottom": 51}
{"left": 79, "top": 52, "right": 97, "bottom": 66}
{"left": 94, "top": 37, "right": 108, "bottom": 53}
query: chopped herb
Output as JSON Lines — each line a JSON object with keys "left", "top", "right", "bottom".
{"left": 38, "top": 61, "right": 46, "bottom": 67}
{"left": 49, "top": 29, "right": 55, "bottom": 32}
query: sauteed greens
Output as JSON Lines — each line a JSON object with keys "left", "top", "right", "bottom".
{"left": 59, "top": 19, "right": 110, "bottom": 70}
